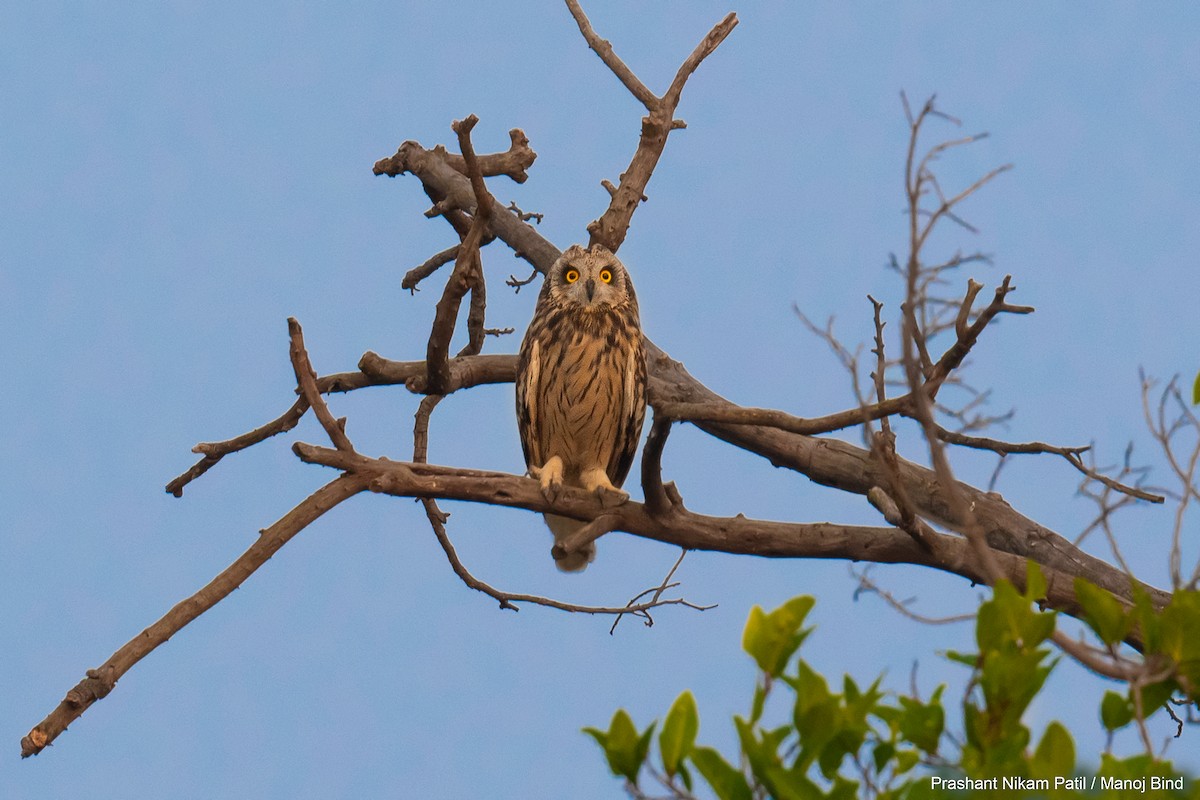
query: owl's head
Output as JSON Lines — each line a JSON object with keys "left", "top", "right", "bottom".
{"left": 543, "top": 244, "right": 637, "bottom": 311}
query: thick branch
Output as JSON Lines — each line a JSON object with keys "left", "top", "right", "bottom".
{"left": 291, "top": 443, "right": 1140, "bottom": 645}
{"left": 370, "top": 141, "right": 1170, "bottom": 611}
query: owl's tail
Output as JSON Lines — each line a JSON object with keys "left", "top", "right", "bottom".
{"left": 544, "top": 513, "right": 596, "bottom": 572}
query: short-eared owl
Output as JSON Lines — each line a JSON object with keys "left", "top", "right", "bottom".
{"left": 516, "top": 244, "right": 647, "bottom": 571}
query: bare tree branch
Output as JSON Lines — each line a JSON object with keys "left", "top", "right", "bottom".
{"left": 564, "top": 0, "right": 738, "bottom": 251}
{"left": 288, "top": 317, "right": 354, "bottom": 452}
{"left": 291, "top": 442, "right": 1150, "bottom": 647}
{"left": 21, "top": 473, "right": 370, "bottom": 758}
{"left": 402, "top": 244, "right": 460, "bottom": 293}
{"left": 423, "top": 115, "right": 496, "bottom": 395}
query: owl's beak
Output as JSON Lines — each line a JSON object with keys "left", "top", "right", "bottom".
{"left": 585, "top": 278, "right": 596, "bottom": 301}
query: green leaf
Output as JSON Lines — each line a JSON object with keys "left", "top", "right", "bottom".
{"left": 635, "top": 722, "right": 656, "bottom": 781}
{"left": 659, "top": 691, "right": 699, "bottom": 777}
{"left": 827, "top": 776, "right": 861, "bottom": 800}
{"left": 1160, "top": 590, "right": 1200, "bottom": 666}
{"left": 872, "top": 742, "right": 895, "bottom": 773}
{"left": 790, "top": 660, "right": 837, "bottom": 762}
{"left": 1101, "top": 690, "right": 1134, "bottom": 731}
{"left": 742, "top": 596, "right": 816, "bottom": 677}
{"left": 1135, "top": 679, "right": 1177, "bottom": 717}
{"left": 1074, "top": 578, "right": 1132, "bottom": 645}
{"left": 977, "top": 579, "right": 1057, "bottom": 655}
{"left": 1025, "top": 560, "right": 1047, "bottom": 602}
{"left": 585, "top": 709, "right": 650, "bottom": 784}
{"left": 691, "top": 746, "right": 753, "bottom": 800}
{"left": 944, "top": 650, "right": 979, "bottom": 668}
{"left": 898, "top": 694, "right": 944, "bottom": 754}
{"left": 677, "top": 763, "right": 693, "bottom": 793}
{"left": 1031, "top": 721, "right": 1075, "bottom": 778}
{"left": 894, "top": 749, "right": 920, "bottom": 775}
{"left": 1131, "top": 585, "right": 1163, "bottom": 652}
{"left": 749, "top": 681, "right": 768, "bottom": 725}
{"left": 1193, "top": 371, "right": 1200, "bottom": 405}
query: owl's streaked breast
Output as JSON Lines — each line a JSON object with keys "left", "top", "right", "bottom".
{"left": 518, "top": 302, "right": 644, "bottom": 488}
{"left": 538, "top": 328, "right": 625, "bottom": 477}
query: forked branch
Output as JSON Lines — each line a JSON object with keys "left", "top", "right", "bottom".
{"left": 565, "top": 0, "right": 738, "bottom": 252}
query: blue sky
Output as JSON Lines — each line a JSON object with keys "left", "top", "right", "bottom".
{"left": 3, "top": 2, "right": 1198, "bottom": 798}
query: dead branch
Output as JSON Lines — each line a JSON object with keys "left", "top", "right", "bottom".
{"left": 291, "top": 442, "right": 1148, "bottom": 641}
{"left": 21, "top": 473, "right": 371, "bottom": 758}
{"left": 165, "top": 352, "right": 516, "bottom": 497}
{"left": 640, "top": 415, "right": 674, "bottom": 516}
{"left": 423, "top": 115, "right": 495, "bottom": 395}
{"left": 289, "top": 318, "right": 354, "bottom": 452}
{"left": 402, "top": 244, "right": 460, "bottom": 293}
{"left": 167, "top": 165, "right": 1170, "bottom": 616}
{"left": 564, "top": 0, "right": 738, "bottom": 251}
{"left": 935, "top": 424, "right": 1161, "bottom": 503}
{"left": 653, "top": 397, "right": 912, "bottom": 437}
{"left": 852, "top": 567, "right": 975, "bottom": 626}
{"left": 1141, "top": 374, "right": 1200, "bottom": 587}
{"left": 610, "top": 550, "right": 700, "bottom": 634}
{"left": 869, "top": 295, "right": 891, "bottom": 438}
{"left": 375, "top": 127, "right": 535, "bottom": 184}
{"left": 925, "top": 275, "right": 1034, "bottom": 394}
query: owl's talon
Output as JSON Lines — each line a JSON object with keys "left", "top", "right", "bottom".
{"left": 595, "top": 486, "right": 629, "bottom": 508}
{"left": 579, "top": 467, "right": 627, "bottom": 507}
{"left": 532, "top": 456, "right": 565, "bottom": 503}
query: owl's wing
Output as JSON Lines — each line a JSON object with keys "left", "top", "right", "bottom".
{"left": 608, "top": 337, "right": 646, "bottom": 488}
{"left": 516, "top": 337, "right": 541, "bottom": 469}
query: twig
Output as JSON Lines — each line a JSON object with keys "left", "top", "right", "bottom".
{"left": 852, "top": 567, "right": 974, "bottom": 625}
{"left": 610, "top": 550, "right": 703, "bottom": 634}
{"left": 901, "top": 101, "right": 1007, "bottom": 586}
{"left": 869, "top": 295, "right": 891, "bottom": 437}
{"left": 506, "top": 200, "right": 543, "bottom": 224}
{"left": 165, "top": 396, "right": 309, "bottom": 496}
{"left": 925, "top": 276, "right": 1034, "bottom": 395}
{"left": 288, "top": 318, "right": 354, "bottom": 452}
{"left": 867, "top": 486, "right": 936, "bottom": 553}
{"left": 506, "top": 269, "right": 540, "bottom": 292}
{"left": 653, "top": 398, "right": 911, "bottom": 437}
{"left": 402, "top": 245, "right": 460, "bottom": 293}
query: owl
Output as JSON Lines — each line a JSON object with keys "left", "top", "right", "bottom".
{"left": 516, "top": 243, "right": 647, "bottom": 571}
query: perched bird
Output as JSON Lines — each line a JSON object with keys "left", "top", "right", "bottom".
{"left": 516, "top": 243, "right": 647, "bottom": 571}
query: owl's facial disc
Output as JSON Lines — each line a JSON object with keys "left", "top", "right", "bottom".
{"left": 555, "top": 246, "right": 626, "bottom": 309}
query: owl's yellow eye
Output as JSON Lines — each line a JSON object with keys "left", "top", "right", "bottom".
{"left": 599, "top": 268, "right": 613, "bottom": 284}
{"left": 564, "top": 268, "right": 580, "bottom": 283}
